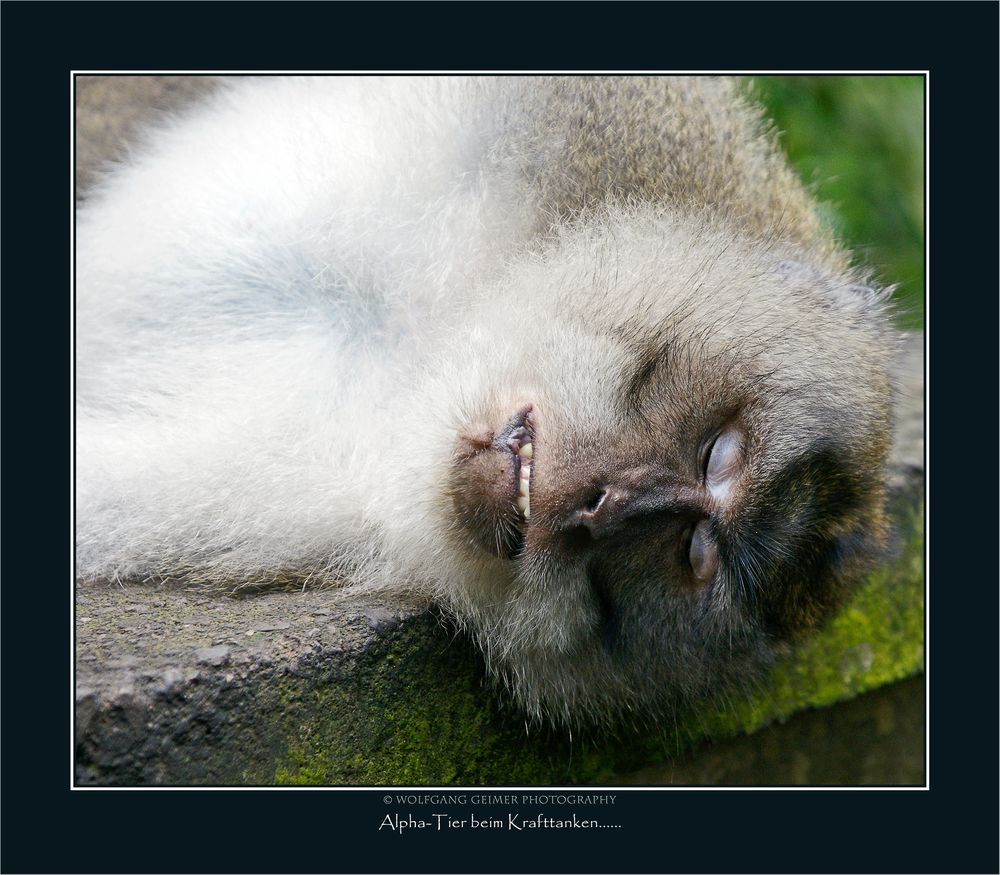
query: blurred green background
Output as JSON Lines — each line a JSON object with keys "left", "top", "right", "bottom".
{"left": 751, "top": 76, "right": 925, "bottom": 329}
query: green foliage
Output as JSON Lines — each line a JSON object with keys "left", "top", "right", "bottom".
{"left": 752, "top": 76, "right": 925, "bottom": 328}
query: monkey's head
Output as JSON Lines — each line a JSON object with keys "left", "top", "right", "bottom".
{"left": 401, "top": 209, "right": 895, "bottom": 728}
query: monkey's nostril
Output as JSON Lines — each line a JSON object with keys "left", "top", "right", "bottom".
{"left": 585, "top": 490, "right": 607, "bottom": 514}
{"left": 571, "top": 488, "right": 611, "bottom": 538}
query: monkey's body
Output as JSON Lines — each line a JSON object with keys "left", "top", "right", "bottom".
{"left": 76, "top": 77, "right": 894, "bottom": 726}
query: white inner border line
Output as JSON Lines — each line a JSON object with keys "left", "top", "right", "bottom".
{"left": 70, "top": 70, "right": 930, "bottom": 792}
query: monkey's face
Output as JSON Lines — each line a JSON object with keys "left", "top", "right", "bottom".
{"left": 438, "top": 215, "right": 894, "bottom": 726}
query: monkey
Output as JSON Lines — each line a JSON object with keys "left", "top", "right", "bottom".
{"left": 75, "top": 76, "right": 897, "bottom": 728}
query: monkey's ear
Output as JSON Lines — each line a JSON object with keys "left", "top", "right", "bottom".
{"left": 775, "top": 259, "right": 885, "bottom": 316}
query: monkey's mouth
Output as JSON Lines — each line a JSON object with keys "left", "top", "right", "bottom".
{"left": 451, "top": 404, "right": 537, "bottom": 560}
{"left": 504, "top": 407, "right": 535, "bottom": 521}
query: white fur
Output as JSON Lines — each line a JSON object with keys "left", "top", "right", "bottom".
{"left": 77, "top": 78, "right": 539, "bottom": 588}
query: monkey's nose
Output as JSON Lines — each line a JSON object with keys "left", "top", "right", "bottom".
{"left": 566, "top": 480, "right": 701, "bottom": 539}
{"left": 572, "top": 486, "right": 633, "bottom": 539}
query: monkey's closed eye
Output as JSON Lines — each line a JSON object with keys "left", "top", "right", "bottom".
{"left": 704, "top": 427, "right": 744, "bottom": 500}
{"left": 688, "top": 519, "right": 718, "bottom": 581}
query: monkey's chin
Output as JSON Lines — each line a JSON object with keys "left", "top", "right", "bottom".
{"left": 450, "top": 404, "right": 537, "bottom": 560}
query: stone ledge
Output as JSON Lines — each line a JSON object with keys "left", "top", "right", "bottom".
{"left": 75, "top": 337, "right": 923, "bottom": 786}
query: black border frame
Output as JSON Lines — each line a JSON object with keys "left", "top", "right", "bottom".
{"left": 3, "top": 2, "right": 997, "bottom": 873}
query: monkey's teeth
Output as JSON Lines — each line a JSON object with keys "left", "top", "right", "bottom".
{"left": 517, "top": 442, "right": 533, "bottom": 459}
{"left": 517, "top": 461, "right": 532, "bottom": 519}
{"left": 517, "top": 494, "right": 530, "bottom": 518}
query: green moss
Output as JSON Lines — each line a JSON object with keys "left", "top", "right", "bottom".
{"left": 267, "top": 629, "right": 550, "bottom": 785}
